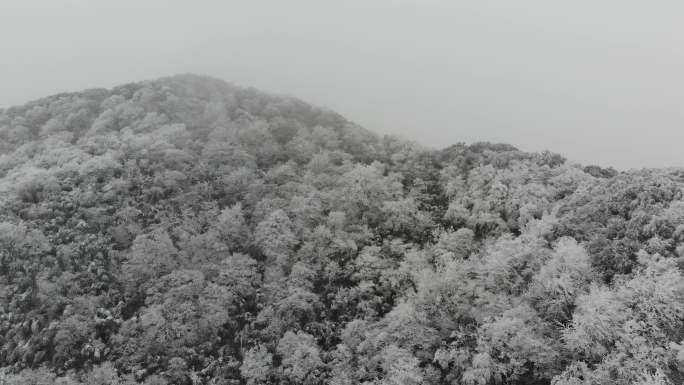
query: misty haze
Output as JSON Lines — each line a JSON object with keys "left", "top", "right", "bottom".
{"left": 1, "top": 2, "right": 684, "bottom": 385}
{"left": 4, "top": 1, "right": 684, "bottom": 170}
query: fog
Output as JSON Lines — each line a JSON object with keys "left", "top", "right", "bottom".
{"left": 2, "top": 0, "right": 684, "bottom": 170}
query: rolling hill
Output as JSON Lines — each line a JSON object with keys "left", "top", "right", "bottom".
{"left": 0, "top": 75, "right": 681, "bottom": 385}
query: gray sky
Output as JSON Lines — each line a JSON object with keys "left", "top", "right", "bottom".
{"left": 2, "top": 0, "right": 684, "bottom": 170}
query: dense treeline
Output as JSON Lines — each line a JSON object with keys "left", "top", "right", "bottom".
{"left": 0, "top": 75, "right": 681, "bottom": 384}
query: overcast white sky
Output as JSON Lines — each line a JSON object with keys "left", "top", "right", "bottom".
{"left": 2, "top": 1, "right": 684, "bottom": 170}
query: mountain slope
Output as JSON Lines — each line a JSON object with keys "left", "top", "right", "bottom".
{"left": 0, "top": 75, "right": 682, "bottom": 385}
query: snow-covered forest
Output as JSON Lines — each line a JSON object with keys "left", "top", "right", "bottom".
{"left": 0, "top": 75, "right": 682, "bottom": 385}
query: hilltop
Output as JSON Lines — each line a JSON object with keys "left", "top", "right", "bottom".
{"left": 0, "top": 75, "right": 681, "bottom": 385}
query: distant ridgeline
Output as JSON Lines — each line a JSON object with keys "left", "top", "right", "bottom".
{"left": 0, "top": 75, "right": 682, "bottom": 385}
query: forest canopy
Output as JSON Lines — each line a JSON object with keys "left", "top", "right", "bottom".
{"left": 0, "top": 74, "right": 681, "bottom": 385}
